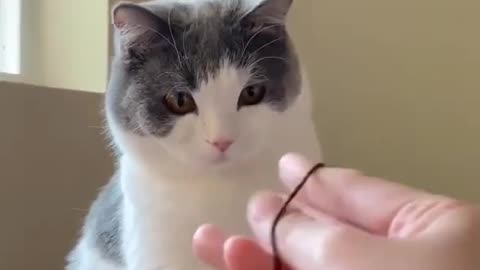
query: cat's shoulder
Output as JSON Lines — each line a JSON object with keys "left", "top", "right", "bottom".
{"left": 83, "top": 174, "right": 124, "bottom": 264}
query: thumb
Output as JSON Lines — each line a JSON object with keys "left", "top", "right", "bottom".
{"left": 247, "top": 192, "right": 425, "bottom": 270}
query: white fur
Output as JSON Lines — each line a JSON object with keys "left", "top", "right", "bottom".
{"left": 67, "top": 240, "right": 120, "bottom": 270}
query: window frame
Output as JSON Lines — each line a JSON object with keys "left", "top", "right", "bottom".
{"left": 0, "top": 0, "right": 21, "bottom": 81}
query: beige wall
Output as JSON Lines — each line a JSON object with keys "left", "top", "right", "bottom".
{"left": 32, "top": 0, "right": 478, "bottom": 201}
{"left": 7, "top": 0, "right": 477, "bottom": 204}
{"left": 0, "top": 82, "right": 112, "bottom": 270}
{"left": 290, "top": 0, "right": 480, "bottom": 201}
{"left": 17, "top": 0, "right": 109, "bottom": 92}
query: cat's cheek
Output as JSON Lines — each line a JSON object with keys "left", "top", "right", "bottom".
{"left": 239, "top": 107, "right": 276, "bottom": 146}
{"left": 158, "top": 122, "right": 214, "bottom": 166}
{"left": 166, "top": 115, "right": 198, "bottom": 144}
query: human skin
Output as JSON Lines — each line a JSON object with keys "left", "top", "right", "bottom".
{"left": 193, "top": 153, "right": 480, "bottom": 270}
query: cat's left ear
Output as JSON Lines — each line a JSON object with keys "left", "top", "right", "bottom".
{"left": 245, "top": 0, "right": 293, "bottom": 25}
{"left": 112, "top": 2, "right": 173, "bottom": 61}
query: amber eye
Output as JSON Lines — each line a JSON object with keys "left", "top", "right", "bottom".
{"left": 163, "top": 90, "right": 197, "bottom": 115}
{"left": 238, "top": 85, "right": 267, "bottom": 108}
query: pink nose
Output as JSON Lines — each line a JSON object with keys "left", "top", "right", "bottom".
{"left": 211, "top": 139, "right": 234, "bottom": 152}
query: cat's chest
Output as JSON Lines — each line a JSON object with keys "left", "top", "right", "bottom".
{"left": 121, "top": 161, "right": 280, "bottom": 230}
{"left": 120, "top": 166, "right": 278, "bottom": 268}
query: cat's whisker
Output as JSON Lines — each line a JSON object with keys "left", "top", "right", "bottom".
{"left": 88, "top": 126, "right": 103, "bottom": 130}
{"left": 248, "top": 56, "right": 287, "bottom": 69}
{"left": 125, "top": 24, "right": 178, "bottom": 57}
{"left": 168, "top": 8, "right": 183, "bottom": 65}
{"left": 250, "top": 37, "right": 284, "bottom": 57}
{"left": 241, "top": 24, "right": 281, "bottom": 60}
{"left": 250, "top": 72, "right": 269, "bottom": 85}
{"left": 156, "top": 71, "right": 178, "bottom": 80}
{"left": 182, "top": 28, "right": 188, "bottom": 60}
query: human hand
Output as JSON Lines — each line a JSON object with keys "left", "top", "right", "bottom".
{"left": 193, "top": 153, "right": 480, "bottom": 270}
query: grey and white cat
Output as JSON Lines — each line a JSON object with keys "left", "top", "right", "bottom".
{"left": 66, "top": 0, "right": 322, "bottom": 269}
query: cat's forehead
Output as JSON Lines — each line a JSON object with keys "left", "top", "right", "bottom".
{"left": 141, "top": 0, "right": 258, "bottom": 23}
{"left": 140, "top": 19, "right": 283, "bottom": 92}
{"left": 144, "top": 0, "right": 252, "bottom": 50}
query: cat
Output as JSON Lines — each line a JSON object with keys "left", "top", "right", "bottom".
{"left": 66, "top": 0, "right": 322, "bottom": 269}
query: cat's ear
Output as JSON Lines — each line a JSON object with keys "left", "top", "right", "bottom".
{"left": 245, "top": 0, "right": 293, "bottom": 25}
{"left": 112, "top": 2, "right": 171, "bottom": 60}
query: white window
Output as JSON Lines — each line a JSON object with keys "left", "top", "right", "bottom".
{"left": 0, "top": 0, "right": 21, "bottom": 75}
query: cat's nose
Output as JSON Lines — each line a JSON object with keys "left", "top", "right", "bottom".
{"left": 210, "top": 139, "right": 234, "bottom": 153}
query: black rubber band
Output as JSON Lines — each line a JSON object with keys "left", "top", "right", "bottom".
{"left": 271, "top": 162, "right": 325, "bottom": 270}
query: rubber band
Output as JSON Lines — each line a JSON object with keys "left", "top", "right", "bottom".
{"left": 271, "top": 162, "right": 325, "bottom": 270}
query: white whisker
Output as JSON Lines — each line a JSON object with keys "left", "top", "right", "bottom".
{"left": 248, "top": 56, "right": 287, "bottom": 68}
{"left": 182, "top": 28, "right": 188, "bottom": 60}
{"left": 250, "top": 37, "right": 283, "bottom": 56}
{"left": 124, "top": 24, "right": 177, "bottom": 56}
{"left": 156, "top": 71, "right": 178, "bottom": 80}
{"left": 241, "top": 24, "right": 281, "bottom": 59}
{"left": 249, "top": 72, "right": 269, "bottom": 85}
{"left": 168, "top": 8, "right": 182, "bottom": 65}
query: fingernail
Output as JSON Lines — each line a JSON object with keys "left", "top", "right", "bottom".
{"left": 279, "top": 153, "right": 313, "bottom": 188}
{"left": 248, "top": 192, "right": 284, "bottom": 223}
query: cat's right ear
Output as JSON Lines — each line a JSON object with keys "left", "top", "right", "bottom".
{"left": 112, "top": 2, "right": 170, "bottom": 61}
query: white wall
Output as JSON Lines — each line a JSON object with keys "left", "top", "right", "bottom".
{"left": 0, "top": 0, "right": 21, "bottom": 74}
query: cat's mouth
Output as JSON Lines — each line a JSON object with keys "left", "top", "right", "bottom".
{"left": 208, "top": 152, "right": 230, "bottom": 165}
{"left": 213, "top": 154, "right": 229, "bottom": 162}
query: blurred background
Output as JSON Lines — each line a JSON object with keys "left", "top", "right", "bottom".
{"left": 0, "top": 0, "right": 478, "bottom": 269}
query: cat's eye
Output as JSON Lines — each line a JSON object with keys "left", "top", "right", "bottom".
{"left": 163, "top": 90, "right": 197, "bottom": 115}
{"left": 238, "top": 84, "right": 267, "bottom": 108}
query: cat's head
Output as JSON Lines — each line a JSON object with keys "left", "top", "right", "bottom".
{"left": 107, "top": 0, "right": 301, "bottom": 169}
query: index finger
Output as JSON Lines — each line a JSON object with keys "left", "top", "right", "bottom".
{"left": 193, "top": 224, "right": 228, "bottom": 270}
{"left": 278, "top": 153, "right": 429, "bottom": 234}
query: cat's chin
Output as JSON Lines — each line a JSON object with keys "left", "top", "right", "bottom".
{"left": 182, "top": 152, "right": 247, "bottom": 172}
{"left": 197, "top": 153, "right": 232, "bottom": 167}
{"left": 207, "top": 154, "right": 232, "bottom": 166}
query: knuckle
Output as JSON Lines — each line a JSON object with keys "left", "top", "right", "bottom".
{"left": 320, "top": 227, "right": 353, "bottom": 257}
{"left": 280, "top": 212, "right": 310, "bottom": 243}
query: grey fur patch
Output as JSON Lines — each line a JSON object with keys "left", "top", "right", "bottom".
{"left": 85, "top": 175, "right": 124, "bottom": 264}
{"left": 106, "top": 0, "right": 301, "bottom": 137}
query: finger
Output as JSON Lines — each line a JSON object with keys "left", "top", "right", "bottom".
{"left": 279, "top": 153, "right": 430, "bottom": 233}
{"left": 223, "top": 236, "right": 292, "bottom": 270}
{"left": 193, "top": 224, "right": 227, "bottom": 269}
{"left": 247, "top": 192, "right": 368, "bottom": 270}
